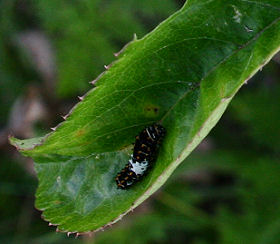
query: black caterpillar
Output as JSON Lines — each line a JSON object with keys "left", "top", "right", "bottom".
{"left": 115, "top": 124, "right": 165, "bottom": 189}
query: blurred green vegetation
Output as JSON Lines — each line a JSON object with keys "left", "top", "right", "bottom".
{"left": 1, "top": 0, "right": 280, "bottom": 243}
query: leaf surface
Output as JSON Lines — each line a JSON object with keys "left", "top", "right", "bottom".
{"left": 11, "top": 0, "right": 280, "bottom": 233}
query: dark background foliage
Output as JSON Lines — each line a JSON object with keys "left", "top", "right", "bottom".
{"left": 1, "top": 0, "right": 280, "bottom": 243}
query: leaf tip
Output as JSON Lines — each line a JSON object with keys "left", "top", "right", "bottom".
{"left": 67, "top": 232, "right": 74, "bottom": 237}
{"left": 89, "top": 79, "right": 97, "bottom": 85}
{"left": 8, "top": 135, "right": 22, "bottom": 151}
{"left": 104, "top": 64, "right": 111, "bottom": 70}
{"left": 61, "top": 114, "right": 69, "bottom": 120}
{"left": 8, "top": 134, "right": 15, "bottom": 145}
{"left": 78, "top": 96, "right": 84, "bottom": 101}
{"left": 133, "top": 33, "right": 138, "bottom": 41}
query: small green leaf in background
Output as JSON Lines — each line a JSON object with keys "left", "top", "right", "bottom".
{"left": 11, "top": 0, "right": 280, "bottom": 234}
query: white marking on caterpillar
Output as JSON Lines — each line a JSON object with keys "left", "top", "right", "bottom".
{"left": 130, "top": 160, "right": 149, "bottom": 176}
{"left": 146, "top": 128, "right": 155, "bottom": 141}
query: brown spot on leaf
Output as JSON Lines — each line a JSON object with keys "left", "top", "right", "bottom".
{"left": 144, "top": 104, "right": 160, "bottom": 117}
{"left": 76, "top": 128, "right": 86, "bottom": 137}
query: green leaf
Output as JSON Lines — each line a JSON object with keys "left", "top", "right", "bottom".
{"left": 11, "top": 0, "right": 280, "bottom": 234}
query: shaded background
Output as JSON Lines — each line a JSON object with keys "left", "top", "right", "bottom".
{"left": 1, "top": 0, "right": 280, "bottom": 243}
